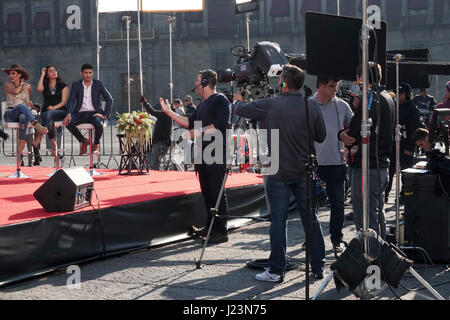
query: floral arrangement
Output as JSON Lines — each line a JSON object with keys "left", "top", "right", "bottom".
{"left": 116, "top": 111, "right": 155, "bottom": 146}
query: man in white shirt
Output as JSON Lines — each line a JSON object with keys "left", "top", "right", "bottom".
{"left": 63, "top": 64, "right": 113, "bottom": 155}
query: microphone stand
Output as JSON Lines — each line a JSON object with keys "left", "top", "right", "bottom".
{"left": 303, "top": 85, "right": 316, "bottom": 300}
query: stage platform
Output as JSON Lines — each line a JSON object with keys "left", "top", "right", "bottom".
{"left": 0, "top": 166, "right": 267, "bottom": 287}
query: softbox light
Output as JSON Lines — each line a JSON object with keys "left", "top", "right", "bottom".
{"left": 305, "top": 12, "right": 387, "bottom": 83}
{"left": 141, "top": 0, "right": 203, "bottom": 12}
{"left": 235, "top": 0, "right": 259, "bottom": 14}
{"left": 98, "top": 0, "right": 138, "bottom": 13}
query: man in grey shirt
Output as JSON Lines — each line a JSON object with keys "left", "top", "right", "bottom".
{"left": 310, "top": 76, "right": 353, "bottom": 254}
{"left": 234, "top": 64, "right": 327, "bottom": 282}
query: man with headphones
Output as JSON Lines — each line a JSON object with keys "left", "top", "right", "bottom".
{"left": 339, "top": 62, "right": 395, "bottom": 258}
{"left": 233, "top": 64, "right": 327, "bottom": 282}
{"left": 159, "top": 69, "right": 231, "bottom": 244}
{"left": 309, "top": 76, "right": 354, "bottom": 255}
{"left": 384, "top": 82, "right": 424, "bottom": 204}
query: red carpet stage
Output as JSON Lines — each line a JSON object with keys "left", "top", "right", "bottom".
{"left": 0, "top": 166, "right": 267, "bottom": 287}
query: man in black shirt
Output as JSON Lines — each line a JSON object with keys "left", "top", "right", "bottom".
{"left": 140, "top": 96, "right": 172, "bottom": 170}
{"left": 160, "top": 70, "right": 231, "bottom": 244}
{"left": 339, "top": 62, "right": 395, "bottom": 258}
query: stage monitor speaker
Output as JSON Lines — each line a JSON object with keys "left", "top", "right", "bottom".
{"left": 386, "top": 61, "right": 431, "bottom": 90}
{"left": 33, "top": 167, "right": 94, "bottom": 213}
{"left": 305, "top": 12, "right": 387, "bottom": 83}
{"left": 403, "top": 171, "right": 450, "bottom": 263}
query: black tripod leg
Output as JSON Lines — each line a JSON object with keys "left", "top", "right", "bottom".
{"left": 195, "top": 167, "right": 230, "bottom": 269}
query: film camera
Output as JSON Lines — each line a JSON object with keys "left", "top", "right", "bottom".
{"left": 216, "top": 41, "right": 288, "bottom": 101}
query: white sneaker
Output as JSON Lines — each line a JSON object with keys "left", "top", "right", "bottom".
{"left": 255, "top": 268, "right": 283, "bottom": 283}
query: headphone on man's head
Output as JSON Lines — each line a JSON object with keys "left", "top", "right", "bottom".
{"left": 201, "top": 70, "right": 213, "bottom": 88}
{"left": 399, "top": 83, "right": 412, "bottom": 100}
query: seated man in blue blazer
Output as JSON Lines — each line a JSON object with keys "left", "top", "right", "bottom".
{"left": 63, "top": 63, "right": 113, "bottom": 154}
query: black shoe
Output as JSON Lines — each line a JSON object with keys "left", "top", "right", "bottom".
{"left": 0, "top": 131, "right": 8, "bottom": 141}
{"left": 33, "top": 160, "right": 41, "bottom": 166}
{"left": 201, "top": 233, "right": 229, "bottom": 244}
{"left": 345, "top": 211, "right": 354, "bottom": 221}
{"left": 311, "top": 272, "right": 324, "bottom": 280}
{"left": 190, "top": 226, "right": 208, "bottom": 237}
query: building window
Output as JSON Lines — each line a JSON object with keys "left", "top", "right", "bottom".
{"left": 5, "top": 13, "right": 23, "bottom": 44}
{"left": 270, "top": 0, "right": 290, "bottom": 17}
{"left": 215, "top": 51, "right": 232, "bottom": 70}
{"left": 33, "top": 12, "right": 51, "bottom": 42}
{"left": 408, "top": 0, "right": 428, "bottom": 26}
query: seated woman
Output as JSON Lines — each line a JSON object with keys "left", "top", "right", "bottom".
{"left": 2, "top": 64, "right": 48, "bottom": 155}
{"left": 37, "top": 65, "right": 68, "bottom": 155}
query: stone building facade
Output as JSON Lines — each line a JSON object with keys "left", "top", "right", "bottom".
{"left": 0, "top": 0, "right": 449, "bottom": 115}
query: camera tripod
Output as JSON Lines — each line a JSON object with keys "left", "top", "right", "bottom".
{"left": 194, "top": 122, "right": 272, "bottom": 269}
{"left": 194, "top": 163, "right": 269, "bottom": 270}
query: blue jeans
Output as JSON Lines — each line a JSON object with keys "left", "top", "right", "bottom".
{"left": 351, "top": 168, "right": 388, "bottom": 258}
{"left": 317, "top": 165, "right": 346, "bottom": 244}
{"left": 66, "top": 111, "right": 104, "bottom": 144}
{"left": 4, "top": 103, "right": 36, "bottom": 139}
{"left": 266, "top": 176, "right": 325, "bottom": 276}
{"left": 41, "top": 109, "right": 66, "bottom": 140}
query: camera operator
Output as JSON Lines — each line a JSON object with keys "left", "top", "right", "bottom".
{"left": 233, "top": 64, "right": 327, "bottom": 282}
{"left": 160, "top": 69, "right": 231, "bottom": 244}
{"left": 385, "top": 83, "right": 424, "bottom": 204}
{"left": 339, "top": 62, "right": 395, "bottom": 259}
{"left": 309, "top": 76, "right": 354, "bottom": 254}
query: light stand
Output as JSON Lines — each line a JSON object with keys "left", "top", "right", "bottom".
{"left": 245, "top": 13, "right": 251, "bottom": 52}
{"left": 393, "top": 53, "right": 404, "bottom": 246}
{"left": 166, "top": 15, "right": 177, "bottom": 170}
{"left": 96, "top": 0, "right": 101, "bottom": 82}
{"left": 137, "top": 0, "right": 144, "bottom": 100}
{"left": 312, "top": 0, "right": 444, "bottom": 300}
{"left": 312, "top": 229, "right": 445, "bottom": 300}
{"left": 168, "top": 15, "right": 175, "bottom": 104}
{"left": 303, "top": 85, "right": 316, "bottom": 300}
{"left": 360, "top": 0, "right": 370, "bottom": 262}
{"left": 122, "top": 16, "right": 132, "bottom": 113}
{"left": 393, "top": 55, "right": 435, "bottom": 264}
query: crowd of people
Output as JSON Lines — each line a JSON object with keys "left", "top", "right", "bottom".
{"left": 2, "top": 60, "right": 449, "bottom": 285}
